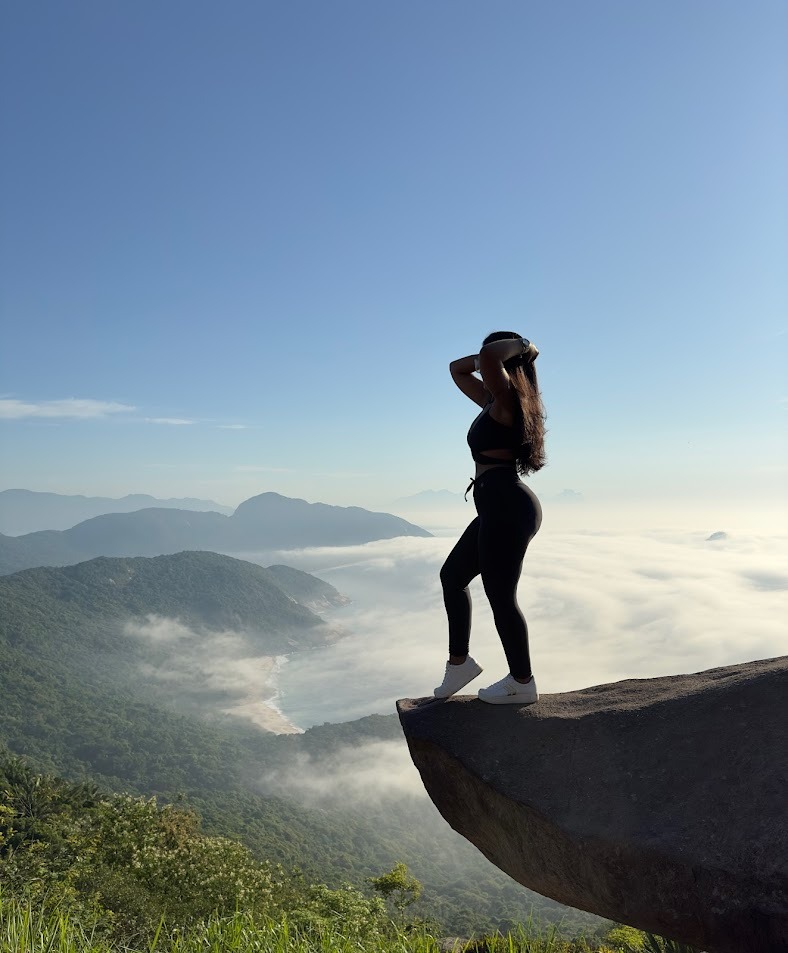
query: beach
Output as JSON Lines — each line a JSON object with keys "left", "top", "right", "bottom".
{"left": 220, "top": 656, "right": 303, "bottom": 734}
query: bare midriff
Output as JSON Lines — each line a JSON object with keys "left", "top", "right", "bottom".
{"left": 474, "top": 454, "right": 516, "bottom": 477}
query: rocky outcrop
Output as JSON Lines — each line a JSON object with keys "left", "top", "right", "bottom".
{"left": 397, "top": 657, "right": 788, "bottom": 953}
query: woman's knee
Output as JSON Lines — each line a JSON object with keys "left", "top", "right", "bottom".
{"left": 440, "top": 560, "right": 472, "bottom": 593}
{"left": 440, "top": 561, "right": 458, "bottom": 591}
{"left": 482, "top": 576, "right": 520, "bottom": 613}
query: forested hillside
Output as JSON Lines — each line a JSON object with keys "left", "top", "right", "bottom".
{"left": 0, "top": 551, "right": 339, "bottom": 781}
{"left": 0, "top": 752, "right": 669, "bottom": 952}
{"left": 0, "top": 684, "right": 601, "bottom": 935}
{"left": 0, "top": 550, "right": 342, "bottom": 641}
{"left": 0, "top": 550, "right": 602, "bottom": 935}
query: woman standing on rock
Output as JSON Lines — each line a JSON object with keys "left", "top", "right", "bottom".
{"left": 434, "top": 331, "right": 546, "bottom": 704}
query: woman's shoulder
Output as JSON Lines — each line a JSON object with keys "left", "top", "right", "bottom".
{"left": 487, "top": 390, "right": 516, "bottom": 427}
{"left": 487, "top": 400, "right": 514, "bottom": 427}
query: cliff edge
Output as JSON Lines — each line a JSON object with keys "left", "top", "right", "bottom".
{"left": 397, "top": 657, "right": 788, "bottom": 953}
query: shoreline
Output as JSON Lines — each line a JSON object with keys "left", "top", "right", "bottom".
{"left": 219, "top": 655, "right": 304, "bottom": 735}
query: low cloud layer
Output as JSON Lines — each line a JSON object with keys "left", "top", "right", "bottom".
{"left": 258, "top": 738, "right": 425, "bottom": 807}
{"left": 123, "top": 615, "right": 295, "bottom": 731}
{"left": 122, "top": 513, "right": 786, "bottom": 806}
{"left": 126, "top": 616, "right": 275, "bottom": 695}
{"left": 249, "top": 516, "right": 787, "bottom": 729}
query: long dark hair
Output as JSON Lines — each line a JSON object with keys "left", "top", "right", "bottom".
{"left": 483, "top": 330, "right": 547, "bottom": 475}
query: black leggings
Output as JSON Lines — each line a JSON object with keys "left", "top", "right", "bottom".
{"left": 440, "top": 467, "right": 542, "bottom": 679}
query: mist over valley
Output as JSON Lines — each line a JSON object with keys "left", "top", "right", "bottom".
{"left": 1, "top": 485, "right": 784, "bottom": 937}
{"left": 251, "top": 516, "right": 787, "bottom": 729}
{"left": 0, "top": 535, "right": 605, "bottom": 934}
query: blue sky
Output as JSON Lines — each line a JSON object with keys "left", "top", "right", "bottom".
{"left": 2, "top": 0, "right": 786, "bottom": 512}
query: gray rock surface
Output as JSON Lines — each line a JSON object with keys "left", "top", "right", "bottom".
{"left": 397, "top": 657, "right": 788, "bottom": 953}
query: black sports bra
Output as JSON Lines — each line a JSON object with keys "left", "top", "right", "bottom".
{"left": 467, "top": 402, "right": 521, "bottom": 465}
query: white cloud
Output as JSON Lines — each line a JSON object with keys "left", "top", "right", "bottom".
{"left": 241, "top": 520, "right": 788, "bottom": 730}
{"left": 218, "top": 424, "right": 249, "bottom": 430}
{"left": 145, "top": 417, "right": 195, "bottom": 426}
{"left": 0, "top": 397, "right": 136, "bottom": 419}
{"left": 124, "top": 615, "right": 196, "bottom": 644}
{"left": 257, "top": 739, "right": 425, "bottom": 807}
{"left": 123, "top": 615, "right": 303, "bottom": 733}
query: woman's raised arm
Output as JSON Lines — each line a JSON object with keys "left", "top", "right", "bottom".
{"left": 449, "top": 354, "right": 488, "bottom": 407}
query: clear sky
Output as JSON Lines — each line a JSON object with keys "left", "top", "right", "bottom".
{"left": 2, "top": 0, "right": 786, "bottom": 513}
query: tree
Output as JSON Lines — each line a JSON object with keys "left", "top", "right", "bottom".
{"left": 367, "top": 862, "right": 422, "bottom": 918}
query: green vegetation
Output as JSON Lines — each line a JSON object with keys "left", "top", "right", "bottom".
{"left": 0, "top": 895, "right": 700, "bottom": 953}
{"left": 0, "top": 553, "right": 702, "bottom": 948}
{"left": 0, "top": 552, "right": 601, "bottom": 936}
{"left": 0, "top": 551, "right": 330, "bottom": 645}
{"left": 264, "top": 563, "right": 350, "bottom": 611}
{"left": 0, "top": 755, "right": 700, "bottom": 953}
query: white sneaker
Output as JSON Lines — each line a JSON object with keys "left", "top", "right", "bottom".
{"left": 478, "top": 674, "right": 539, "bottom": 705}
{"left": 433, "top": 657, "right": 483, "bottom": 698}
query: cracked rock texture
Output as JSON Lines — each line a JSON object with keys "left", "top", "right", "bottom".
{"left": 397, "top": 656, "right": 788, "bottom": 953}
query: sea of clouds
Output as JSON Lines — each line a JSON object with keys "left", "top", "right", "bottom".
{"left": 246, "top": 501, "right": 787, "bottom": 730}
{"left": 119, "top": 500, "right": 785, "bottom": 806}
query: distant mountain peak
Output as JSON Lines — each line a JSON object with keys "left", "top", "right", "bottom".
{"left": 6, "top": 550, "right": 329, "bottom": 636}
{"left": 0, "top": 491, "right": 431, "bottom": 574}
{"left": 0, "top": 488, "right": 234, "bottom": 536}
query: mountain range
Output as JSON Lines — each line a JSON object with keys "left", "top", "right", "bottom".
{"left": 0, "top": 491, "right": 431, "bottom": 575}
{"left": 0, "top": 488, "right": 234, "bottom": 535}
{"left": 0, "top": 550, "right": 345, "bottom": 643}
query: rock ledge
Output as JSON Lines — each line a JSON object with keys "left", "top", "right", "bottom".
{"left": 397, "top": 657, "right": 788, "bottom": 953}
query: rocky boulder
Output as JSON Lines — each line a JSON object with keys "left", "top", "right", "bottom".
{"left": 397, "top": 657, "right": 788, "bottom": 953}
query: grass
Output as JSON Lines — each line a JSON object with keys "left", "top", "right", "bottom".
{"left": 0, "top": 894, "right": 619, "bottom": 953}
{"left": 0, "top": 896, "right": 106, "bottom": 953}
